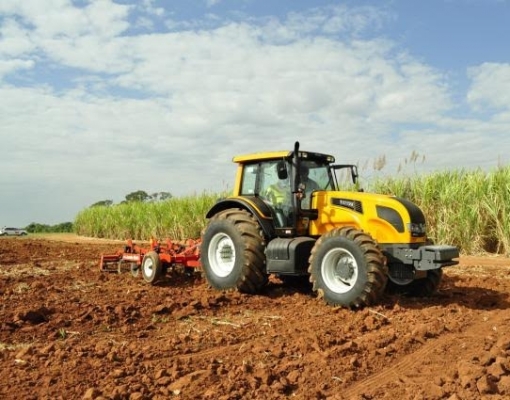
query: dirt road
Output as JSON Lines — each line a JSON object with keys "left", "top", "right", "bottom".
{"left": 1, "top": 236, "right": 509, "bottom": 399}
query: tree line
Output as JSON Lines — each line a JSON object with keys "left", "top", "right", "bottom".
{"left": 21, "top": 191, "right": 172, "bottom": 233}
{"left": 90, "top": 190, "right": 172, "bottom": 208}
{"left": 25, "top": 222, "right": 73, "bottom": 233}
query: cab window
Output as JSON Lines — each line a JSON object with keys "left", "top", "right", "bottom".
{"left": 240, "top": 163, "right": 258, "bottom": 195}
{"left": 240, "top": 160, "right": 289, "bottom": 197}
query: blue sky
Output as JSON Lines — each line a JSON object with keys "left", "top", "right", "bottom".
{"left": 1, "top": 0, "right": 509, "bottom": 227}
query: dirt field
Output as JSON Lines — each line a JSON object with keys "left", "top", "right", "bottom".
{"left": 1, "top": 235, "right": 509, "bottom": 400}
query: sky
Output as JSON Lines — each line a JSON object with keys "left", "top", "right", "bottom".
{"left": 1, "top": 0, "right": 510, "bottom": 227}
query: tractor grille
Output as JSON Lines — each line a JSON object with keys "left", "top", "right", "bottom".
{"left": 389, "top": 263, "right": 415, "bottom": 280}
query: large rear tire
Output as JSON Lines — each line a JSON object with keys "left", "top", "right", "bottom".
{"left": 201, "top": 209, "right": 267, "bottom": 294}
{"left": 308, "top": 227, "right": 387, "bottom": 307}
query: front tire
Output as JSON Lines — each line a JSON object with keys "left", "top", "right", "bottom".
{"left": 201, "top": 209, "right": 267, "bottom": 294}
{"left": 308, "top": 227, "right": 387, "bottom": 307}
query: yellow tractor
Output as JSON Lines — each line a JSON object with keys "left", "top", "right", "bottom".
{"left": 200, "top": 142, "right": 459, "bottom": 307}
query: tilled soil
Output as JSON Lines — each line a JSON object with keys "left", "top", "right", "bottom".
{"left": 0, "top": 236, "right": 509, "bottom": 400}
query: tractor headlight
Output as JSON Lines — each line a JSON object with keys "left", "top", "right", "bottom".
{"left": 408, "top": 222, "right": 426, "bottom": 237}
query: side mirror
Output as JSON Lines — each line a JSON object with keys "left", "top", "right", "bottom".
{"left": 351, "top": 165, "right": 358, "bottom": 183}
{"left": 277, "top": 161, "right": 288, "bottom": 180}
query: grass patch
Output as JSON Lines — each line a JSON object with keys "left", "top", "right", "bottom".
{"left": 0, "top": 264, "right": 50, "bottom": 278}
{"left": 0, "top": 342, "right": 32, "bottom": 352}
{"left": 14, "top": 282, "right": 31, "bottom": 293}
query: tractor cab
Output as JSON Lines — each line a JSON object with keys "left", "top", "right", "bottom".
{"left": 232, "top": 142, "right": 359, "bottom": 236}
{"left": 232, "top": 144, "right": 333, "bottom": 232}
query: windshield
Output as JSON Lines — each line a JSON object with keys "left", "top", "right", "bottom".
{"left": 301, "top": 160, "right": 335, "bottom": 191}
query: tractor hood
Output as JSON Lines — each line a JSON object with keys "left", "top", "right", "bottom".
{"left": 308, "top": 191, "right": 427, "bottom": 244}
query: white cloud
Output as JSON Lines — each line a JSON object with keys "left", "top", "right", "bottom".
{"left": 0, "top": 58, "right": 34, "bottom": 77}
{"left": 205, "top": 0, "right": 222, "bottom": 7}
{"left": 286, "top": 5, "right": 391, "bottom": 36}
{"left": 0, "top": 2, "right": 508, "bottom": 226}
{"left": 0, "top": 18, "right": 36, "bottom": 57}
{"left": 0, "top": 1, "right": 133, "bottom": 75}
{"left": 467, "top": 62, "right": 510, "bottom": 111}
{"left": 0, "top": 0, "right": 131, "bottom": 39}
{"left": 140, "top": 0, "right": 165, "bottom": 17}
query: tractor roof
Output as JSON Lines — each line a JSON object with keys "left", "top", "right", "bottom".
{"left": 233, "top": 150, "right": 335, "bottom": 164}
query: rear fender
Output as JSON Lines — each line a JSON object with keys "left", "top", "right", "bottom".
{"left": 206, "top": 197, "right": 276, "bottom": 239}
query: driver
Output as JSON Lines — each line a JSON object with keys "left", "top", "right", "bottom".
{"left": 263, "top": 162, "right": 292, "bottom": 226}
{"left": 264, "top": 175, "right": 290, "bottom": 206}
{"left": 300, "top": 165, "right": 319, "bottom": 208}
{"left": 300, "top": 165, "right": 319, "bottom": 191}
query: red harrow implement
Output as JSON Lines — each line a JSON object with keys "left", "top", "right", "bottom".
{"left": 100, "top": 238, "right": 201, "bottom": 284}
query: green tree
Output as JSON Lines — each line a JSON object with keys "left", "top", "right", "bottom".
{"left": 159, "top": 191, "right": 172, "bottom": 201}
{"left": 26, "top": 223, "right": 49, "bottom": 233}
{"left": 53, "top": 222, "right": 73, "bottom": 232}
{"left": 125, "top": 190, "right": 150, "bottom": 203}
{"left": 90, "top": 200, "right": 113, "bottom": 208}
{"left": 25, "top": 222, "right": 73, "bottom": 233}
{"left": 150, "top": 191, "right": 173, "bottom": 202}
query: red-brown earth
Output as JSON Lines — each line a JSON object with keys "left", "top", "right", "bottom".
{"left": 0, "top": 235, "right": 509, "bottom": 400}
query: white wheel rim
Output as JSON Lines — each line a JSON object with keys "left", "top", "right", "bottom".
{"left": 321, "top": 247, "right": 358, "bottom": 294}
{"left": 143, "top": 257, "right": 155, "bottom": 278}
{"left": 208, "top": 232, "right": 236, "bottom": 278}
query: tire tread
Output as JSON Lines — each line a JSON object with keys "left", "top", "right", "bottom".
{"left": 308, "top": 227, "right": 388, "bottom": 307}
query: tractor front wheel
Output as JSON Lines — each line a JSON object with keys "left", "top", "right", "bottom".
{"left": 308, "top": 227, "right": 387, "bottom": 307}
{"left": 201, "top": 209, "right": 267, "bottom": 294}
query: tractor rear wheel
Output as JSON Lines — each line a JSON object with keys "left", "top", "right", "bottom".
{"left": 308, "top": 227, "right": 387, "bottom": 307}
{"left": 201, "top": 208, "right": 267, "bottom": 294}
{"left": 141, "top": 251, "right": 163, "bottom": 285}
